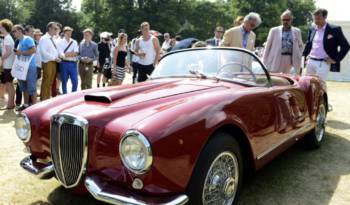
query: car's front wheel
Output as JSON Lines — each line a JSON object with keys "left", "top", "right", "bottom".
{"left": 187, "top": 132, "right": 243, "bottom": 205}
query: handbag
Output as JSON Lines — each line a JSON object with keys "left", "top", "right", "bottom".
{"left": 11, "top": 54, "right": 34, "bottom": 80}
{"left": 103, "top": 57, "right": 112, "bottom": 79}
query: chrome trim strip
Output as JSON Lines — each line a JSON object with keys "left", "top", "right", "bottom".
{"left": 20, "top": 156, "right": 55, "bottom": 179}
{"left": 256, "top": 124, "right": 311, "bottom": 160}
{"left": 85, "top": 177, "right": 189, "bottom": 205}
{"left": 50, "top": 113, "right": 89, "bottom": 188}
{"left": 57, "top": 117, "right": 66, "bottom": 185}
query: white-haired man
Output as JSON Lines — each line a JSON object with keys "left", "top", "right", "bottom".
{"left": 221, "top": 12, "right": 262, "bottom": 51}
{"left": 263, "top": 10, "right": 304, "bottom": 74}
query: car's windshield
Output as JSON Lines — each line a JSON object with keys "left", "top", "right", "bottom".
{"left": 152, "top": 49, "right": 269, "bottom": 86}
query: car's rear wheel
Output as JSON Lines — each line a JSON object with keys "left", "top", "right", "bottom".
{"left": 187, "top": 132, "right": 243, "bottom": 205}
{"left": 306, "top": 98, "right": 327, "bottom": 149}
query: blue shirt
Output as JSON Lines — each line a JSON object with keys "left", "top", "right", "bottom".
{"left": 281, "top": 29, "right": 293, "bottom": 54}
{"left": 18, "top": 35, "right": 36, "bottom": 67}
{"left": 79, "top": 40, "right": 99, "bottom": 61}
{"left": 240, "top": 26, "right": 250, "bottom": 49}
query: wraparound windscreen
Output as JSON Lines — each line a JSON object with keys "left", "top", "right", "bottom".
{"left": 152, "top": 49, "right": 269, "bottom": 86}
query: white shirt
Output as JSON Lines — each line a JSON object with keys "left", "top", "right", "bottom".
{"left": 38, "top": 33, "right": 59, "bottom": 63}
{"left": 2, "top": 34, "right": 15, "bottom": 69}
{"left": 35, "top": 40, "right": 42, "bottom": 68}
{"left": 57, "top": 38, "right": 79, "bottom": 61}
{"left": 161, "top": 40, "right": 171, "bottom": 51}
{"left": 131, "top": 38, "right": 139, "bottom": 63}
{"left": 111, "top": 39, "right": 117, "bottom": 58}
{"left": 138, "top": 35, "right": 156, "bottom": 66}
{"left": 214, "top": 37, "right": 222, "bottom": 46}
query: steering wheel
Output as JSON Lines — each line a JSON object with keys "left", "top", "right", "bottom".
{"left": 217, "top": 62, "right": 257, "bottom": 82}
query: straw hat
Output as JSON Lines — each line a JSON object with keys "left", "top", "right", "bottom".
{"left": 33, "top": 29, "right": 43, "bottom": 36}
{"left": 63, "top": 26, "right": 74, "bottom": 32}
{"left": 83, "top": 28, "right": 94, "bottom": 35}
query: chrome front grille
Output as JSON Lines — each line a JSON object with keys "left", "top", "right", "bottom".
{"left": 50, "top": 113, "right": 88, "bottom": 188}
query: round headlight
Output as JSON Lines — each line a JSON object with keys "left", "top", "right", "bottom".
{"left": 119, "top": 130, "right": 152, "bottom": 174}
{"left": 15, "top": 114, "right": 31, "bottom": 143}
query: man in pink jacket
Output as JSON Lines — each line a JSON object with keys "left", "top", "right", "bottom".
{"left": 263, "top": 10, "right": 304, "bottom": 74}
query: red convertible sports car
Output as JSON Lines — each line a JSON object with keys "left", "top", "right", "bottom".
{"left": 16, "top": 48, "right": 328, "bottom": 205}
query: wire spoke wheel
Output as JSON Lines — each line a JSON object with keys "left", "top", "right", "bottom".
{"left": 315, "top": 104, "right": 326, "bottom": 142}
{"left": 202, "top": 151, "right": 239, "bottom": 205}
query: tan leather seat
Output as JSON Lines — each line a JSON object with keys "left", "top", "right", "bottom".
{"left": 270, "top": 76, "right": 291, "bottom": 86}
{"left": 255, "top": 76, "right": 291, "bottom": 86}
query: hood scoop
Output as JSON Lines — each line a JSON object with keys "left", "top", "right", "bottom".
{"left": 84, "top": 94, "right": 112, "bottom": 103}
{"left": 83, "top": 81, "right": 177, "bottom": 103}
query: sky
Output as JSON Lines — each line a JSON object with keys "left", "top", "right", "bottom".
{"left": 72, "top": 0, "right": 350, "bottom": 21}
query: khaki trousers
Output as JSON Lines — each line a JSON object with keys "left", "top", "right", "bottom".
{"left": 79, "top": 62, "right": 93, "bottom": 90}
{"left": 40, "top": 61, "right": 57, "bottom": 100}
{"left": 278, "top": 55, "right": 293, "bottom": 74}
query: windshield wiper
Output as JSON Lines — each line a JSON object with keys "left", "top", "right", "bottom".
{"left": 189, "top": 70, "right": 208, "bottom": 79}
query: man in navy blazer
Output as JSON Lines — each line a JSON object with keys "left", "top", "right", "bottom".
{"left": 303, "top": 8, "right": 349, "bottom": 84}
{"left": 206, "top": 26, "right": 225, "bottom": 47}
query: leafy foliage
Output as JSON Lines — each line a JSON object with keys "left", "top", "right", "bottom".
{"left": 232, "top": 0, "right": 315, "bottom": 44}
{"left": 0, "top": 0, "right": 316, "bottom": 44}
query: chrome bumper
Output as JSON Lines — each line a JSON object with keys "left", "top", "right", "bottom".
{"left": 20, "top": 156, "right": 55, "bottom": 179}
{"left": 85, "top": 176, "right": 189, "bottom": 205}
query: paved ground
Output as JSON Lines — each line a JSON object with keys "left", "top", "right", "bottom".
{"left": 0, "top": 79, "right": 349, "bottom": 205}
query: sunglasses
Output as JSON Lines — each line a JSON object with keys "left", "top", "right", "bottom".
{"left": 282, "top": 19, "right": 291, "bottom": 22}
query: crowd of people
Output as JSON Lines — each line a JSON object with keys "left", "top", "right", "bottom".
{"left": 0, "top": 7, "right": 349, "bottom": 112}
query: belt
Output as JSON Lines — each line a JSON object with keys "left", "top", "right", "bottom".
{"left": 281, "top": 53, "right": 292, "bottom": 55}
{"left": 309, "top": 57, "right": 326, "bottom": 62}
{"left": 79, "top": 62, "right": 93, "bottom": 65}
{"left": 62, "top": 60, "right": 77, "bottom": 63}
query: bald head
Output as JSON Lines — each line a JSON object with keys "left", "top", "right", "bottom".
{"left": 281, "top": 10, "right": 293, "bottom": 29}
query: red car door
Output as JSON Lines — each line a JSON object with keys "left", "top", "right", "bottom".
{"left": 272, "top": 84, "right": 311, "bottom": 143}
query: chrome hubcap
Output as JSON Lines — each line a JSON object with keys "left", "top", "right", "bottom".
{"left": 315, "top": 104, "right": 326, "bottom": 142}
{"left": 223, "top": 177, "right": 236, "bottom": 198}
{"left": 202, "top": 151, "right": 239, "bottom": 205}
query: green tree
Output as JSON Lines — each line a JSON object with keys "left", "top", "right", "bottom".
{"left": 1, "top": 0, "right": 316, "bottom": 45}
{"left": 0, "top": 0, "right": 27, "bottom": 22}
{"left": 180, "top": 0, "right": 233, "bottom": 40}
{"left": 22, "top": 0, "right": 82, "bottom": 40}
{"left": 287, "top": 0, "right": 316, "bottom": 40}
{"left": 232, "top": 0, "right": 315, "bottom": 45}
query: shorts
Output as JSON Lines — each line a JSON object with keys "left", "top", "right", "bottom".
{"left": 1, "top": 69, "right": 13, "bottom": 83}
{"left": 19, "top": 65, "right": 37, "bottom": 95}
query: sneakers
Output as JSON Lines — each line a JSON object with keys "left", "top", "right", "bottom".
{"left": 16, "top": 104, "right": 29, "bottom": 112}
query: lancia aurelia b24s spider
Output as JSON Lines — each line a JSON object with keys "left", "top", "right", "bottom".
{"left": 16, "top": 48, "right": 328, "bottom": 205}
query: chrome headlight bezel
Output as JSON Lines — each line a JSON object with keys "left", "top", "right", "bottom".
{"left": 15, "top": 113, "right": 31, "bottom": 143}
{"left": 119, "top": 130, "right": 153, "bottom": 175}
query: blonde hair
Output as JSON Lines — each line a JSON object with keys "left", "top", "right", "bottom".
{"left": 0, "top": 19, "right": 13, "bottom": 32}
{"left": 140, "top": 22, "right": 150, "bottom": 29}
{"left": 117, "top": 33, "right": 128, "bottom": 47}
{"left": 234, "top": 16, "right": 244, "bottom": 26}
